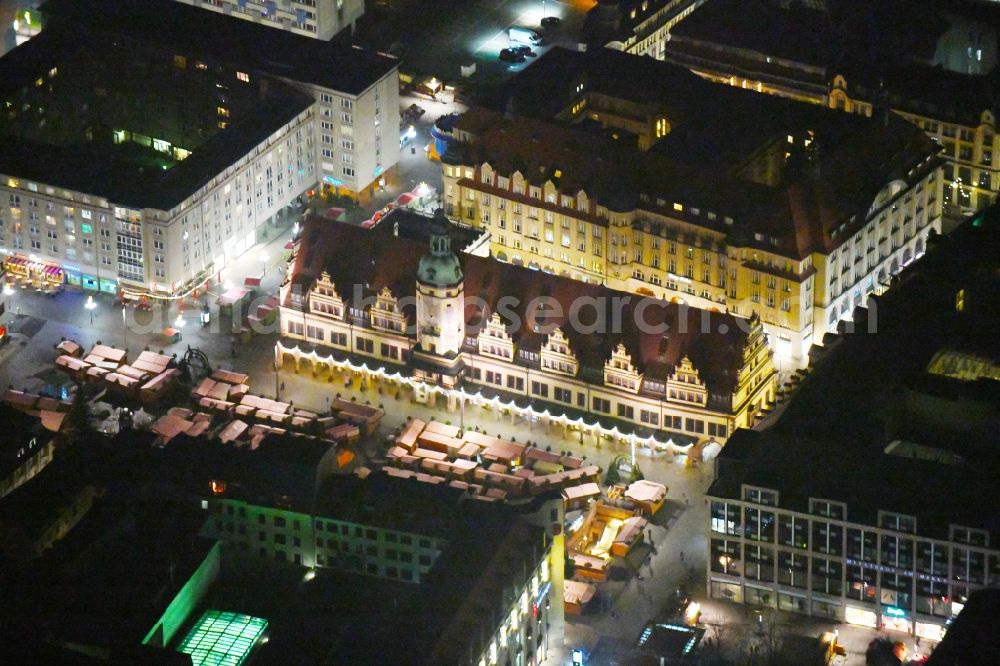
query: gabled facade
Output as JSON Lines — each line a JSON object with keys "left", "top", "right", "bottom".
{"left": 277, "top": 213, "right": 778, "bottom": 443}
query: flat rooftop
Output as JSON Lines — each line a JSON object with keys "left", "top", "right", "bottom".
{"left": 0, "top": 25, "right": 313, "bottom": 210}
{"left": 668, "top": 0, "right": 1000, "bottom": 124}
{"left": 203, "top": 472, "right": 553, "bottom": 664}
{"left": 41, "top": 0, "right": 399, "bottom": 96}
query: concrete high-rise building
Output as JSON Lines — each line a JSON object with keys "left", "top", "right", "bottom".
{"left": 0, "top": 0, "right": 398, "bottom": 297}
{"left": 174, "top": 0, "right": 364, "bottom": 40}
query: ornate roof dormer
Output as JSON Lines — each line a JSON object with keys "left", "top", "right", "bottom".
{"left": 371, "top": 286, "right": 406, "bottom": 334}
{"left": 308, "top": 271, "right": 345, "bottom": 320}
{"left": 478, "top": 312, "right": 513, "bottom": 360}
{"left": 541, "top": 327, "right": 578, "bottom": 377}
{"left": 417, "top": 209, "right": 463, "bottom": 288}
{"left": 604, "top": 343, "right": 641, "bottom": 393}
{"left": 667, "top": 355, "right": 707, "bottom": 406}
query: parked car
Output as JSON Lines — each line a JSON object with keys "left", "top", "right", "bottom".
{"left": 499, "top": 48, "right": 526, "bottom": 63}
{"left": 508, "top": 26, "right": 541, "bottom": 45}
{"left": 406, "top": 103, "right": 426, "bottom": 118}
{"left": 512, "top": 45, "right": 536, "bottom": 57}
{"left": 541, "top": 16, "right": 561, "bottom": 29}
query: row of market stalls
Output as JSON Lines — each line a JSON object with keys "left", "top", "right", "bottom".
{"left": 55, "top": 342, "right": 181, "bottom": 405}
{"left": 563, "top": 479, "right": 668, "bottom": 616}
{"left": 359, "top": 184, "right": 436, "bottom": 229}
{"left": 174, "top": 368, "right": 382, "bottom": 459}
{"left": 385, "top": 418, "right": 602, "bottom": 502}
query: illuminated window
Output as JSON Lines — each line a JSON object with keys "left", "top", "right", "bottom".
{"left": 673, "top": 202, "right": 683, "bottom": 212}
{"left": 236, "top": 71, "right": 250, "bottom": 83}
{"left": 174, "top": 610, "right": 268, "bottom": 666}
{"left": 173, "top": 55, "right": 187, "bottom": 68}
{"left": 81, "top": 224, "right": 92, "bottom": 234}
{"left": 217, "top": 107, "right": 229, "bottom": 118}
{"left": 955, "top": 288, "right": 965, "bottom": 312}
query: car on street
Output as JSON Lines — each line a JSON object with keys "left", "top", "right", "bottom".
{"left": 541, "top": 16, "right": 561, "bottom": 29}
{"left": 404, "top": 103, "right": 425, "bottom": 120}
{"left": 512, "top": 45, "right": 536, "bottom": 57}
{"left": 499, "top": 48, "right": 526, "bottom": 63}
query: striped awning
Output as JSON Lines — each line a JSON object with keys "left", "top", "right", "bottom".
{"left": 3, "top": 255, "right": 64, "bottom": 277}
{"left": 3, "top": 255, "right": 27, "bottom": 268}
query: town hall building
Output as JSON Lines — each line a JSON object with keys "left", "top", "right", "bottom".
{"left": 276, "top": 211, "right": 777, "bottom": 445}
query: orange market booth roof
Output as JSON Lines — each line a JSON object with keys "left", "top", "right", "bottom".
{"left": 625, "top": 479, "right": 668, "bottom": 515}
{"left": 562, "top": 482, "right": 601, "bottom": 503}
{"left": 217, "top": 288, "right": 247, "bottom": 306}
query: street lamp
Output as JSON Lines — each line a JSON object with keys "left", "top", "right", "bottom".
{"left": 85, "top": 295, "right": 97, "bottom": 325}
{"left": 3, "top": 283, "right": 14, "bottom": 321}
{"left": 260, "top": 252, "right": 269, "bottom": 277}
{"left": 174, "top": 313, "right": 186, "bottom": 330}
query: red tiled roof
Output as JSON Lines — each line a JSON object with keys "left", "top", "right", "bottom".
{"left": 291, "top": 218, "right": 749, "bottom": 397}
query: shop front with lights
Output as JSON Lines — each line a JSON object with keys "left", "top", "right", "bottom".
{"left": 844, "top": 605, "right": 878, "bottom": 628}
{"left": 80, "top": 273, "right": 118, "bottom": 294}
{"left": 2, "top": 254, "right": 65, "bottom": 289}
{"left": 880, "top": 606, "right": 913, "bottom": 633}
{"left": 914, "top": 621, "right": 947, "bottom": 642}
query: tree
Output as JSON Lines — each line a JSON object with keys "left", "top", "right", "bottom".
{"left": 865, "top": 638, "right": 902, "bottom": 666}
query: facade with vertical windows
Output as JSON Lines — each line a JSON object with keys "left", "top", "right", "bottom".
{"left": 584, "top": 0, "right": 706, "bottom": 59}
{"left": 445, "top": 51, "right": 941, "bottom": 364}
{"left": 201, "top": 469, "right": 566, "bottom": 666}
{"left": 708, "top": 485, "right": 1000, "bottom": 642}
{"left": 174, "top": 0, "right": 364, "bottom": 40}
{"left": 706, "top": 210, "right": 1000, "bottom": 642}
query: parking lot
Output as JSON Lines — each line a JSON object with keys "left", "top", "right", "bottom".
{"left": 355, "top": 0, "right": 593, "bottom": 81}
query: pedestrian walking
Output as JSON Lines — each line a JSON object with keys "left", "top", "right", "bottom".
{"left": 680, "top": 550, "right": 685, "bottom": 562}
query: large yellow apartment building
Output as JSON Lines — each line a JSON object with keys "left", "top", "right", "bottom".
{"left": 441, "top": 49, "right": 942, "bottom": 365}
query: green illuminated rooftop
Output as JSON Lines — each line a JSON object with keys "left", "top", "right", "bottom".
{"left": 176, "top": 610, "right": 268, "bottom": 666}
